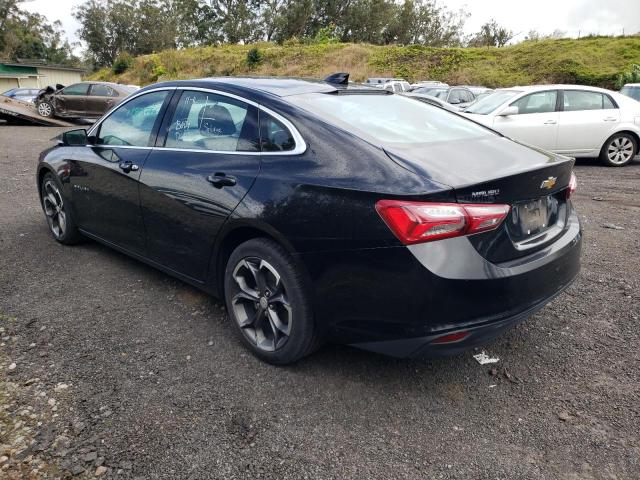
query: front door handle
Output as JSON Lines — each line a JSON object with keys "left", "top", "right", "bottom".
{"left": 543, "top": 120, "right": 557, "bottom": 125}
{"left": 119, "top": 161, "right": 139, "bottom": 173}
{"left": 207, "top": 173, "right": 237, "bottom": 188}
{"left": 603, "top": 117, "right": 617, "bottom": 121}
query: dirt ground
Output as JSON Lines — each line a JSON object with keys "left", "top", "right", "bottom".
{"left": 0, "top": 125, "right": 638, "bottom": 479}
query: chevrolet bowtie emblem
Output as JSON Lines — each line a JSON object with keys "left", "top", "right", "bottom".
{"left": 540, "top": 176, "right": 557, "bottom": 190}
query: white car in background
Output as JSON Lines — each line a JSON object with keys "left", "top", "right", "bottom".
{"left": 462, "top": 85, "right": 640, "bottom": 166}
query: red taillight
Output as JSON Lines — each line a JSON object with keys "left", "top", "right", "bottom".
{"left": 430, "top": 331, "right": 470, "bottom": 344}
{"left": 567, "top": 172, "right": 577, "bottom": 198}
{"left": 375, "top": 200, "right": 510, "bottom": 245}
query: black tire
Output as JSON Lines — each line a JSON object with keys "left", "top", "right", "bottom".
{"left": 36, "top": 101, "right": 54, "bottom": 118}
{"left": 40, "top": 173, "right": 82, "bottom": 245}
{"left": 599, "top": 133, "right": 637, "bottom": 167}
{"left": 224, "top": 238, "right": 318, "bottom": 365}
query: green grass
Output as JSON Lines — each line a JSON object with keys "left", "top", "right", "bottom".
{"left": 89, "top": 36, "right": 640, "bottom": 89}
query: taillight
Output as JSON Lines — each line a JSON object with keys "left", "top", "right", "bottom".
{"left": 375, "top": 200, "right": 510, "bottom": 245}
{"left": 567, "top": 172, "right": 577, "bottom": 198}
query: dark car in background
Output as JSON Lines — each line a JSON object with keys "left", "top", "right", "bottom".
{"left": 1, "top": 87, "right": 40, "bottom": 103}
{"left": 36, "top": 76, "right": 581, "bottom": 364}
{"left": 35, "top": 82, "right": 136, "bottom": 119}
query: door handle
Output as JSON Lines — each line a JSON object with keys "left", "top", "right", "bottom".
{"left": 119, "top": 161, "right": 139, "bottom": 173}
{"left": 603, "top": 117, "right": 617, "bottom": 121}
{"left": 207, "top": 173, "right": 237, "bottom": 188}
{"left": 543, "top": 120, "right": 557, "bottom": 125}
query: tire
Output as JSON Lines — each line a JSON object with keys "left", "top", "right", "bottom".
{"left": 37, "top": 101, "right": 54, "bottom": 118}
{"left": 599, "top": 133, "right": 637, "bottom": 167}
{"left": 224, "top": 238, "right": 318, "bottom": 365}
{"left": 40, "top": 173, "right": 82, "bottom": 245}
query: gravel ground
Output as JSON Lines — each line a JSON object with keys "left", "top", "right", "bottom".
{"left": 0, "top": 126, "right": 639, "bottom": 479}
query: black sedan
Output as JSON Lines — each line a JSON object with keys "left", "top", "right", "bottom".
{"left": 37, "top": 75, "right": 582, "bottom": 364}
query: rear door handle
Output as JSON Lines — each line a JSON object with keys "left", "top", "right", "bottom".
{"left": 207, "top": 173, "right": 236, "bottom": 188}
{"left": 603, "top": 117, "right": 617, "bottom": 121}
{"left": 543, "top": 120, "right": 557, "bottom": 125}
{"left": 118, "top": 161, "right": 139, "bottom": 173}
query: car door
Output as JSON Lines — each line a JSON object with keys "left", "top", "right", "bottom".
{"left": 555, "top": 90, "right": 620, "bottom": 154}
{"left": 69, "top": 90, "right": 173, "bottom": 255}
{"left": 87, "top": 84, "right": 117, "bottom": 117}
{"left": 138, "top": 89, "right": 261, "bottom": 281}
{"left": 55, "top": 83, "right": 89, "bottom": 115}
{"left": 492, "top": 90, "right": 559, "bottom": 151}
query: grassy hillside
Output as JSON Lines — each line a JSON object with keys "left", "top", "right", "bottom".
{"left": 90, "top": 36, "right": 640, "bottom": 89}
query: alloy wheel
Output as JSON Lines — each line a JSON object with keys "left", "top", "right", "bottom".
{"left": 607, "top": 137, "right": 634, "bottom": 165}
{"left": 42, "top": 180, "right": 66, "bottom": 238}
{"left": 231, "top": 257, "right": 292, "bottom": 352}
{"left": 38, "top": 102, "right": 52, "bottom": 117}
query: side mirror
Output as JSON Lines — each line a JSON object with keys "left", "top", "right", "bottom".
{"left": 498, "top": 105, "right": 519, "bottom": 116}
{"left": 60, "top": 128, "right": 88, "bottom": 146}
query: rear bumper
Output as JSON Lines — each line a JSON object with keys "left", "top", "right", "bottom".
{"left": 298, "top": 206, "right": 582, "bottom": 356}
{"left": 350, "top": 274, "right": 576, "bottom": 358}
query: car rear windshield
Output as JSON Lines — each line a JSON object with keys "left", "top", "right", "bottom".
{"left": 288, "top": 93, "right": 493, "bottom": 145}
{"left": 464, "top": 90, "right": 522, "bottom": 114}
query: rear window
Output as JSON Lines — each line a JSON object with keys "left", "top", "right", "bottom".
{"left": 288, "top": 93, "right": 493, "bottom": 145}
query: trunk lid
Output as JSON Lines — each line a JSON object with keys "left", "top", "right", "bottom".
{"left": 384, "top": 135, "right": 575, "bottom": 262}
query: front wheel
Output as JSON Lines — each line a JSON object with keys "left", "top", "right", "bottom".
{"left": 37, "top": 101, "right": 54, "bottom": 118}
{"left": 224, "top": 238, "right": 318, "bottom": 365}
{"left": 41, "top": 173, "right": 82, "bottom": 244}
{"left": 599, "top": 133, "right": 637, "bottom": 167}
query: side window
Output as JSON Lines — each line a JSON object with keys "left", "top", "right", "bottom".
{"left": 462, "top": 90, "right": 474, "bottom": 102}
{"left": 563, "top": 91, "right": 612, "bottom": 111}
{"left": 165, "top": 90, "right": 259, "bottom": 152}
{"left": 260, "top": 113, "right": 295, "bottom": 152}
{"left": 448, "top": 89, "right": 463, "bottom": 104}
{"left": 97, "top": 91, "right": 168, "bottom": 146}
{"left": 511, "top": 91, "right": 557, "bottom": 114}
{"left": 61, "top": 84, "right": 89, "bottom": 96}
{"left": 90, "top": 84, "right": 114, "bottom": 97}
{"left": 602, "top": 95, "right": 616, "bottom": 109}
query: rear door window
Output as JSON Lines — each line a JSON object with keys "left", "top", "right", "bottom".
{"left": 511, "top": 91, "right": 557, "bottom": 114}
{"left": 90, "top": 84, "right": 116, "bottom": 97}
{"left": 164, "top": 90, "right": 259, "bottom": 152}
{"left": 97, "top": 91, "right": 169, "bottom": 146}
{"left": 563, "top": 90, "right": 616, "bottom": 111}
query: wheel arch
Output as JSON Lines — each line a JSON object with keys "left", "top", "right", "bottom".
{"left": 211, "top": 221, "right": 300, "bottom": 298}
{"left": 604, "top": 129, "right": 640, "bottom": 149}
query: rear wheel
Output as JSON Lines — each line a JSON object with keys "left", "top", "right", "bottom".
{"left": 599, "top": 133, "right": 637, "bottom": 167}
{"left": 37, "top": 101, "right": 54, "bottom": 118}
{"left": 41, "top": 173, "right": 82, "bottom": 244}
{"left": 224, "top": 238, "right": 317, "bottom": 365}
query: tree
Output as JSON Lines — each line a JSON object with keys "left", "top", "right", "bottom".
{"left": 0, "top": 0, "right": 76, "bottom": 63}
{"left": 468, "top": 19, "right": 513, "bottom": 47}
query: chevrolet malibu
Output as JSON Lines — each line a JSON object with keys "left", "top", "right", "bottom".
{"left": 36, "top": 76, "right": 582, "bottom": 364}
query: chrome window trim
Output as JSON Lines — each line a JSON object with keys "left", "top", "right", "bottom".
{"left": 87, "top": 85, "right": 307, "bottom": 156}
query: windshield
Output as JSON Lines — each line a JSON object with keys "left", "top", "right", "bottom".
{"left": 465, "top": 90, "right": 522, "bottom": 114}
{"left": 620, "top": 86, "right": 640, "bottom": 101}
{"left": 288, "top": 93, "right": 494, "bottom": 145}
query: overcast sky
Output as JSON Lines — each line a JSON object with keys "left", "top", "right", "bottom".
{"left": 20, "top": 0, "right": 640, "bottom": 50}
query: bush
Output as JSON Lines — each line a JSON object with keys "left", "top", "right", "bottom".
{"left": 246, "top": 47, "right": 263, "bottom": 68}
{"left": 112, "top": 52, "right": 133, "bottom": 74}
{"left": 616, "top": 64, "right": 640, "bottom": 88}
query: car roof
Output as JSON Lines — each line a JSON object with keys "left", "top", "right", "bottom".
{"left": 497, "top": 84, "right": 615, "bottom": 94}
{"left": 623, "top": 83, "right": 640, "bottom": 87}
{"left": 144, "top": 77, "right": 383, "bottom": 98}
